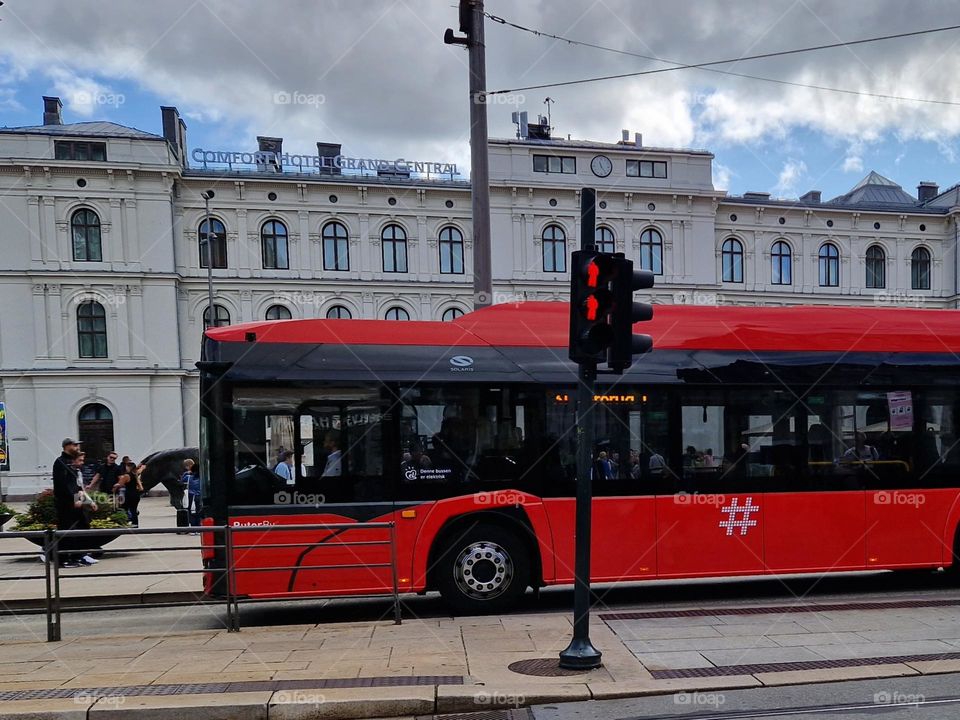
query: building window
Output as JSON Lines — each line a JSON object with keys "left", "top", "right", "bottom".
{"left": 55, "top": 140, "right": 107, "bottom": 162}
{"left": 381, "top": 224, "right": 408, "bottom": 273}
{"left": 326, "top": 305, "right": 352, "bottom": 320}
{"left": 818, "top": 243, "right": 840, "bottom": 287}
{"left": 265, "top": 304, "right": 292, "bottom": 321}
{"left": 261, "top": 220, "right": 289, "bottom": 269}
{"left": 385, "top": 306, "right": 410, "bottom": 321}
{"left": 912, "top": 247, "right": 931, "bottom": 290}
{"left": 626, "top": 160, "right": 667, "bottom": 178}
{"left": 542, "top": 224, "right": 566, "bottom": 273}
{"left": 202, "top": 304, "right": 230, "bottom": 329}
{"left": 865, "top": 245, "right": 885, "bottom": 289}
{"left": 595, "top": 226, "right": 615, "bottom": 254}
{"left": 439, "top": 226, "right": 465, "bottom": 274}
{"left": 71, "top": 209, "right": 102, "bottom": 262}
{"left": 771, "top": 240, "right": 792, "bottom": 285}
{"left": 322, "top": 221, "right": 350, "bottom": 271}
{"left": 77, "top": 301, "right": 107, "bottom": 358}
{"left": 78, "top": 403, "right": 114, "bottom": 463}
{"left": 721, "top": 238, "right": 743, "bottom": 283}
{"left": 638, "top": 228, "right": 663, "bottom": 275}
{"left": 198, "top": 218, "right": 227, "bottom": 269}
{"left": 442, "top": 307, "right": 464, "bottom": 322}
{"left": 532, "top": 154, "right": 576, "bottom": 174}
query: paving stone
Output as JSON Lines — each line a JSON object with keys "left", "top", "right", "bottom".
{"left": 623, "top": 635, "right": 779, "bottom": 653}
{"left": 905, "top": 658, "right": 960, "bottom": 674}
{"left": 756, "top": 662, "right": 919, "bottom": 686}
{"left": 436, "top": 682, "right": 590, "bottom": 714}
{"left": 857, "top": 627, "right": 960, "bottom": 643}
{"left": 699, "top": 646, "right": 825, "bottom": 666}
{"left": 607, "top": 622, "right": 724, "bottom": 641}
{"left": 631, "top": 651, "right": 714, "bottom": 671}
{"left": 588, "top": 674, "right": 761, "bottom": 700}
{"left": 712, "top": 621, "right": 809, "bottom": 637}
{"left": 0, "top": 697, "right": 93, "bottom": 719}
{"left": 88, "top": 691, "right": 271, "bottom": 720}
{"left": 811, "top": 640, "right": 957, "bottom": 660}
{"left": 771, "top": 631, "right": 866, "bottom": 647}
{"left": 269, "top": 686, "right": 434, "bottom": 720}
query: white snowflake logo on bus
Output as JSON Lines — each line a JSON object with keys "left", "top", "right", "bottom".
{"left": 719, "top": 497, "right": 760, "bottom": 536}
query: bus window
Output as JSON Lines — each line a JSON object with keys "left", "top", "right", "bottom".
{"left": 592, "top": 391, "right": 670, "bottom": 496}
{"left": 916, "top": 391, "right": 960, "bottom": 487}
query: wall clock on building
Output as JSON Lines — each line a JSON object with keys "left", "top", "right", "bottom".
{"left": 590, "top": 155, "right": 612, "bottom": 177}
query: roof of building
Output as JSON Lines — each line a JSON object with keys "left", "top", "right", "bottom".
{"left": 491, "top": 137, "right": 714, "bottom": 157}
{"left": 206, "top": 301, "right": 960, "bottom": 355}
{"left": 0, "top": 121, "right": 164, "bottom": 140}
{"left": 826, "top": 171, "right": 918, "bottom": 206}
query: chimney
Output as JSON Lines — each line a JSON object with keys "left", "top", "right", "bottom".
{"left": 43, "top": 96, "right": 62, "bottom": 125}
{"left": 256, "top": 136, "right": 283, "bottom": 172}
{"left": 317, "top": 142, "right": 342, "bottom": 174}
{"left": 621, "top": 129, "right": 630, "bottom": 143}
{"left": 634, "top": 132, "right": 643, "bottom": 147}
{"left": 743, "top": 191, "right": 771, "bottom": 200}
{"left": 918, "top": 181, "right": 939, "bottom": 203}
{"left": 799, "top": 190, "right": 822, "bottom": 204}
{"left": 160, "top": 106, "right": 182, "bottom": 158}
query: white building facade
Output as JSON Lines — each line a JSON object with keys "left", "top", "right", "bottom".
{"left": 2, "top": 97, "right": 960, "bottom": 495}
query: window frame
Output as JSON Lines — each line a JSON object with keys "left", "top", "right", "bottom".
{"left": 532, "top": 154, "right": 576, "bottom": 174}
{"left": 542, "top": 224, "right": 567, "bottom": 273}
{"left": 626, "top": 159, "right": 668, "bottom": 178}
{"left": 71, "top": 208, "right": 103, "bottom": 262}
{"left": 721, "top": 238, "right": 744, "bottom": 283}
{"left": 865, "top": 244, "right": 886, "bottom": 289}
{"left": 638, "top": 228, "right": 664, "bottom": 275}
{"left": 384, "top": 306, "right": 411, "bottom": 321}
{"left": 265, "top": 304, "right": 292, "bottom": 321}
{"left": 818, "top": 243, "right": 840, "bottom": 287}
{"left": 595, "top": 226, "right": 615, "bottom": 254}
{"left": 260, "top": 219, "right": 289, "bottom": 270}
{"left": 441, "top": 307, "right": 464, "bottom": 322}
{"left": 381, "top": 224, "right": 408, "bottom": 273}
{"left": 325, "top": 305, "right": 352, "bottom": 320}
{"left": 77, "top": 300, "right": 108, "bottom": 358}
{"left": 322, "top": 221, "right": 350, "bottom": 271}
{"left": 199, "top": 218, "right": 228, "bottom": 269}
{"left": 202, "top": 303, "right": 231, "bottom": 329}
{"left": 911, "top": 247, "right": 931, "bottom": 290}
{"left": 55, "top": 140, "right": 107, "bottom": 162}
{"left": 439, "top": 226, "right": 465, "bottom": 274}
{"left": 771, "top": 240, "right": 792, "bottom": 285}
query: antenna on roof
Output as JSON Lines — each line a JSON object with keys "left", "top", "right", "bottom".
{"left": 543, "top": 97, "right": 554, "bottom": 133}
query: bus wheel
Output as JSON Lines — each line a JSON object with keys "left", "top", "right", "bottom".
{"left": 436, "top": 524, "right": 530, "bottom": 614}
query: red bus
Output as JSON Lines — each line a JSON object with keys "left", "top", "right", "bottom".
{"left": 199, "top": 302, "right": 960, "bottom": 613}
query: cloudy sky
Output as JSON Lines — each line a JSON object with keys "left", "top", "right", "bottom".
{"left": 2, "top": 0, "right": 960, "bottom": 199}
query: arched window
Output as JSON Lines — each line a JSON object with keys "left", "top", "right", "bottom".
{"left": 865, "top": 245, "right": 885, "bottom": 289}
{"left": 381, "top": 224, "right": 408, "bottom": 273}
{"left": 638, "top": 228, "right": 663, "bottom": 275}
{"left": 322, "top": 221, "right": 350, "bottom": 271}
{"left": 542, "top": 224, "right": 566, "bottom": 273}
{"left": 912, "top": 247, "right": 931, "bottom": 290}
{"left": 441, "top": 307, "right": 464, "bottom": 322}
{"left": 721, "top": 238, "right": 743, "bottom": 283}
{"left": 595, "top": 226, "right": 615, "bottom": 254}
{"left": 265, "top": 304, "right": 292, "bottom": 321}
{"left": 385, "top": 306, "right": 410, "bottom": 321}
{"left": 78, "top": 403, "right": 114, "bottom": 464}
{"left": 202, "top": 304, "right": 230, "bottom": 329}
{"left": 771, "top": 240, "right": 792, "bottom": 285}
{"left": 326, "top": 305, "right": 352, "bottom": 320}
{"left": 77, "top": 300, "right": 107, "bottom": 358}
{"left": 439, "top": 226, "right": 464, "bottom": 274}
{"left": 71, "top": 209, "right": 102, "bottom": 262}
{"left": 198, "top": 218, "right": 227, "bottom": 268}
{"left": 261, "top": 220, "right": 289, "bottom": 269}
{"left": 818, "top": 243, "right": 839, "bottom": 287}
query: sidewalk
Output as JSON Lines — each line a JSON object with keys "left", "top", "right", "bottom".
{"left": 5, "top": 588, "right": 960, "bottom": 718}
{"left": 0, "top": 497, "right": 202, "bottom": 609}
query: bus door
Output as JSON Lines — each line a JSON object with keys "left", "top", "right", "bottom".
{"left": 761, "top": 391, "right": 865, "bottom": 573}
{"left": 540, "top": 390, "right": 660, "bottom": 584}
{"left": 226, "top": 386, "right": 396, "bottom": 597}
{"left": 656, "top": 389, "right": 765, "bottom": 577}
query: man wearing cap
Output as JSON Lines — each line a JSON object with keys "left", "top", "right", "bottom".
{"left": 52, "top": 438, "right": 86, "bottom": 567}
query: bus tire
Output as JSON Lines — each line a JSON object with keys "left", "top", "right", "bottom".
{"left": 435, "top": 523, "right": 530, "bottom": 615}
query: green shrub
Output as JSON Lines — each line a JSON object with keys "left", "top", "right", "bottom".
{"left": 14, "top": 489, "right": 129, "bottom": 531}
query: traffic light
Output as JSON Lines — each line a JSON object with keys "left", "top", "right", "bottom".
{"left": 608, "top": 257, "right": 655, "bottom": 373}
{"left": 569, "top": 250, "right": 617, "bottom": 363}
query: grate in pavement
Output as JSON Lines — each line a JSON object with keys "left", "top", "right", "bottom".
{"left": 601, "top": 597, "right": 960, "bottom": 621}
{"left": 507, "top": 658, "right": 593, "bottom": 677}
{"left": 649, "top": 651, "right": 960, "bottom": 679}
{"left": 0, "top": 675, "right": 464, "bottom": 703}
{"left": 422, "top": 710, "right": 532, "bottom": 720}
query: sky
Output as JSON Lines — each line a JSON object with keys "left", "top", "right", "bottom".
{"left": 2, "top": 0, "right": 960, "bottom": 200}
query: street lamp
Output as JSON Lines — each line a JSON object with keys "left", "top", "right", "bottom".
{"left": 201, "top": 190, "right": 216, "bottom": 329}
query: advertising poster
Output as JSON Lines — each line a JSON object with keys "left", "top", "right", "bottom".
{"left": 0, "top": 402, "right": 8, "bottom": 471}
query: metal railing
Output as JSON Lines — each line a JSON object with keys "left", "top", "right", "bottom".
{"left": 0, "top": 520, "right": 401, "bottom": 641}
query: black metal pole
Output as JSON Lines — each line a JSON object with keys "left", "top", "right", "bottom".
{"left": 560, "top": 187, "right": 602, "bottom": 670}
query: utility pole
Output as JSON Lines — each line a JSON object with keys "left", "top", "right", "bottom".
{"left": 445, "top": 0, "right": 491, "bottom": 308}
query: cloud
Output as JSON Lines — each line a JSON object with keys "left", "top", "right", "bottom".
{"left": 3, "top": 0, "right": 960, "bottom": 169}
{"left": 773, "top": 158, "right": 807, "bottom": 196}
{"left": 713, "top": 161, "right": 733, "bottom": 190}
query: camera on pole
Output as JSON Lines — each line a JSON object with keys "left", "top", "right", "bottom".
{"left": 607, "top": 258, "right": 654, "bottom": 373}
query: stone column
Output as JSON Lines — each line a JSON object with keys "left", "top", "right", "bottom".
{"left": 32, "top": 284, "right": 48, "bottom": 358}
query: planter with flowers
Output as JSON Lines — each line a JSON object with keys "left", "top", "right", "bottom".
{"left": 14, "top": 489, "right": 129, "bottom": 546}
{"left": 0, "top": 502, "right": 14, "bottom": 530}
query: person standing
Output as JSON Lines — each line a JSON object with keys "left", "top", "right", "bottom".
{"left": 51, "top": 439, "right": 97, "bottom": 567}
{"left": 122, "top": 462, "right": 144, "bottom": 526}
{"left": 321, "top": 432, "right": 342, "bottom": 477}
{"left": 274, "top": 450, "right": 295, "bottom": 484}
{"left": 181, "top": 459, "right": 203, "bottom": 529}
{"left": 88, "top": 451, "right": 120, "bottom": 495}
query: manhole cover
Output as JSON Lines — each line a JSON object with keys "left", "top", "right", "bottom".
{"left": 507, "top": 658, "right": 592, "bottom": 677}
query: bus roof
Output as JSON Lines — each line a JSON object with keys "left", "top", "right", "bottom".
{"left": 205, "top": 301, "right": 960, "bottom": 354}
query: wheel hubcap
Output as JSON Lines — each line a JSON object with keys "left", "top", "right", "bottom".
{"left": 453, "top": 540, "right": 513, "bottom": 601}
